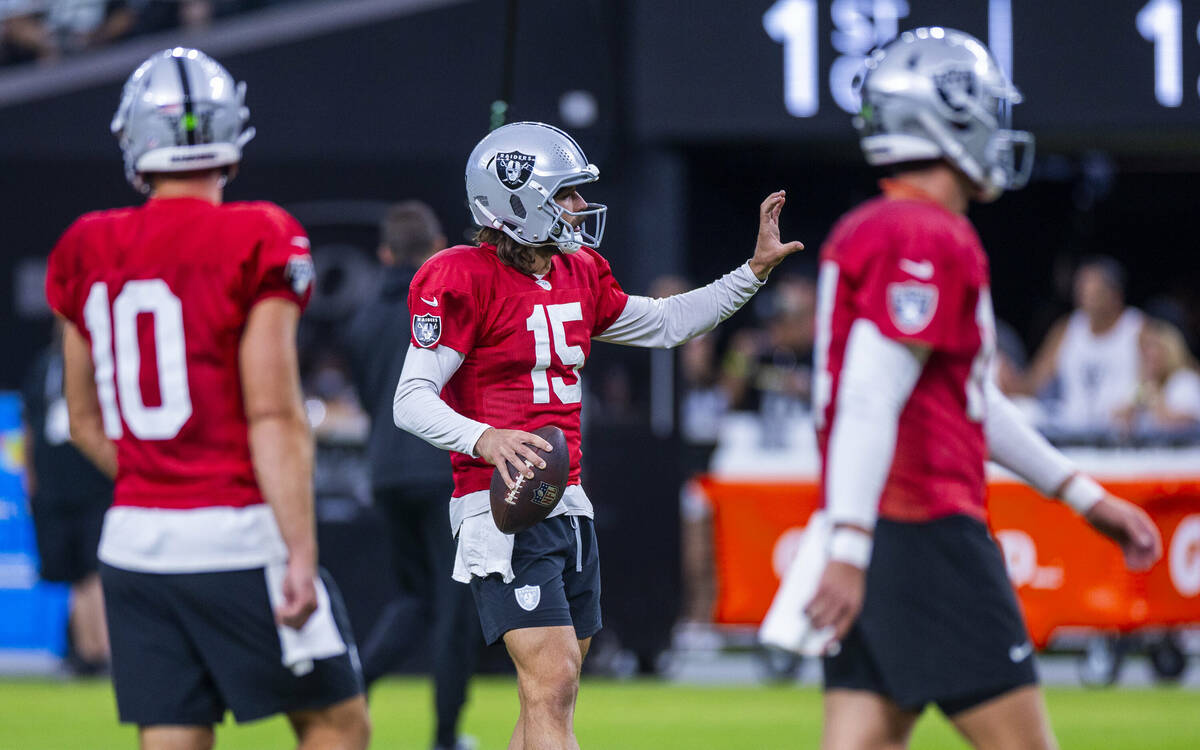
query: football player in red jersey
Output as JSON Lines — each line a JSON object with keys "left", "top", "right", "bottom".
{"left": 46, "top": 48, "right": 369, "bottom": 750}
{"left": 805, "top": 29, "right": 1161, "bottom": 749}
{"left": 394, "top": 121, "right": 803, "bottom": 749}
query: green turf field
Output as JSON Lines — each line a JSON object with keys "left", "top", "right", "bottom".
{"left": 1, "top": 677, "right": 1197, "bottom": 749}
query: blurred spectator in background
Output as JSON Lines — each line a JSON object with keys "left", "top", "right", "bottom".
{"left": 2, "top": 5, "right": 59, "bottom": 64}
{"left": 722, "top": 274, "right": 815, "bottom": 445}
{"left": 343, "top": 201, "right": 481, "bottom": 750}
{"left": 679, "top": 332, "right": 729, "bottom": 460}
{"left": 676, "top": 332, "right": 724, "bottom": 634}
{"left": 21, "top": 320, "right": 112, "bottom": 674}
{"left": 993, "top": 319, "right": 1029, "bottom": 397}
{"left": 44, "top": 0, "right": 135, "bottom": 55}
{"left": 1, "top": 1, "right": 286, "bottom": 66}
{"left": 1114, "top": 319, "right": 1200, "bottom": 437}
{"left": 1, "top": 1, "right": 134, "bottom": 64}
{"left": 1023, "top": 257, "right": 1145, "bottom": 434}
{"left": 133, "top": 0, "right": 224, "bottom": 35}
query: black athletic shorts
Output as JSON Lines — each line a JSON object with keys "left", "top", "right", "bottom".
{"left": 823, "top": 515, "right": 1038, "bottom": 716}
{"left": 470, "top": 515, "right": 601, "bottom": 645}
{"left": 100, "top": 563, "right": 364, "bottom": 726}
{"left": 30, "top": 497, "right": 107, "bottom": 583}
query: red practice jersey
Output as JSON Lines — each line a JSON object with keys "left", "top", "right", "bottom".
{"left": 814, "top": 183, "right": 995, "bottom": 522}
{"left": 408, "top": 242, "right": 629, "bottom": 498}
{"left": 45, "top": 197, "right": 314, "bottom": 511}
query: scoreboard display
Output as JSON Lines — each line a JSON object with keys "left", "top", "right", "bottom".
{"left": 631, "top": 0, "right": 1200, "bottom": 147}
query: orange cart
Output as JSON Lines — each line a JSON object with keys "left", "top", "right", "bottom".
{"left": 701, "top": 472, "right": 1200, "bottom": 650}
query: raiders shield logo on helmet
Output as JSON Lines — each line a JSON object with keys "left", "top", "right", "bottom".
{"left": 495, "top": 151, "right": 535, "bottom": 190}
{"left": 932, "top": 66, "right": 978, "bottom": 120}
{"left": 887, "top": 281, "right": 939, "bottom": 334}
{"left": 412, "top": 313, "right": 442, "bottom": 348}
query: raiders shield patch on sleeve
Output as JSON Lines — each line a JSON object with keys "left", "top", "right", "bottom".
{"left": 412, "top": 313, "right": 442, "bottom": 347}
{"left": 285, "top": 255, "right": 315, "bottom": 296}
{"left": 887, "top": 281, "right": 939, "bottom": 334}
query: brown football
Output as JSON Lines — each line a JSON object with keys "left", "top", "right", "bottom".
{"left": 489, "top": 425, "right": 570, "bottom": 534}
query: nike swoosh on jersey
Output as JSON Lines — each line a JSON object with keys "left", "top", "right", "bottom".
{"left": 1008, "top": 641, "right": 1034, "bottom": 662}
{"left": 420, "top": 296, "right": 439, "bottom": 307}
{"left": 899, "top": 258, "right": 935, "bottom": 280}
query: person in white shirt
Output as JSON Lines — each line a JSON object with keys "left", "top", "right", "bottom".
{"left": 1024, "top": 257, "right": 1144, "bottom": 433}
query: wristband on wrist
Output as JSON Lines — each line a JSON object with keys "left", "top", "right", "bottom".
{"left": 1059, "top": 474, "right": 1106, "bottom": 514}
{"left": 829, "top": 526, "right": 873, "bottom": 569}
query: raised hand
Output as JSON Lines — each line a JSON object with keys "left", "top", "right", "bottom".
{"left": 749, "top": 190, "right": 805, "bottom": 280}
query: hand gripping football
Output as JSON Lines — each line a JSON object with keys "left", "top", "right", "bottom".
{"left": 489, "top": 426, "right": 570, "bottom": 534}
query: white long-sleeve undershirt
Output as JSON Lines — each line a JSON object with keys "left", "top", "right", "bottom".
{"left": 594, "top": 262, "right": 765, "bottom": 347}
{"left": 824, "top": 319, "right": 925, "bottom": 535}
{"left": 984, "top": 380, "right": 1090, "bottom": 504}
{"left": 392, "top": 344, "right": 487, "bottom": 457}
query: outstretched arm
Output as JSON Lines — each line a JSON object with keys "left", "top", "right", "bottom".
{"left": 984, "top": 381, "right": 1162, "bottom": 570}
{"left": 595, "top": 191, "right": 804, "bottom": 348}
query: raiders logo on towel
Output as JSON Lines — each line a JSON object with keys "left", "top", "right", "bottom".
{"left": 495, "top": 151, "right": 535, "bottom": 190}
{"left": 887, "top": 281, "right": 939, "bottom": 334}
{"left": 412, "top": 313, "right": 442, "bottom": 347}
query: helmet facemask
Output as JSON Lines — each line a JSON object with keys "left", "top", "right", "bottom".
{"left": 538, "top": 171, "right": 607, "bottom": 254}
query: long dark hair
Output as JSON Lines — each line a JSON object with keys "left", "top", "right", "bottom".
{"left": 474, "top": 226, "right": 541, "bottom": 274}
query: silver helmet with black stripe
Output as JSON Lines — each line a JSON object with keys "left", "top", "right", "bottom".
{"left": 111, "top": 47, "right": 255, "bottom": 193}
{"left": 854, "top": 27, "right": 1034, "bottom": 201}
{"left": 465, "top": 121, "right": 606, "bottom": 254}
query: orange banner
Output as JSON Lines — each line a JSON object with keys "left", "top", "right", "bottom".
{"left": 701, "top": 476, "right": 1200, "bottom": 647}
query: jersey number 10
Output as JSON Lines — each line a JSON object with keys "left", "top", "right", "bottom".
{"left": 83, "top": 280, "right": 194, "bottom": 440}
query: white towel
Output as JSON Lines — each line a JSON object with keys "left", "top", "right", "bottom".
{"left": 452, "top": 509, "right": 516, "bottom": 584}
{"left": 264, "top": 563, "right": 348, "bottom": 675}
{"left": 759, "top": 511, "right": 837, "bottom": 656}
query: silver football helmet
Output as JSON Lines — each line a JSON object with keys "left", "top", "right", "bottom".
{"left": 111, "top": 47, "right": 255, "bottom": 193}
{"left": 854, "top": 27, "right": 1034, "bottom": 201}
{"left": 466, "top": 122, "right": 606, "bottom": 254}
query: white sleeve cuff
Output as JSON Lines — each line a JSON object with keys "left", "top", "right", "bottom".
{"left": 594, "top": 262, "right": 765, "bottom": 348}
{"left": 824, "top": 319, "right": 924, "bottom": 531}
{"left": 983, "top": 381, "right": 1076, "bottom": 497}
{"left": 1060, "top": 474, "right": 1106, "bottom": 514}
{"left": 828, "top": 527, "right": 872, "bottom": 569}
{"left": 393, "top": 344, "right": 491, "bottom": 457}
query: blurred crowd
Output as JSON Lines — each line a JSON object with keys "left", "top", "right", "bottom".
{"left": 0, "top": 0, "right": 306, "bottom": 66}
{"left": 677, "top": 258, "right": 1200, "bottom": 452}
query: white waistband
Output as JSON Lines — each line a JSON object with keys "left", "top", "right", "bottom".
{"left": 98, "top": 504, "right": 289, "bottom": 574}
